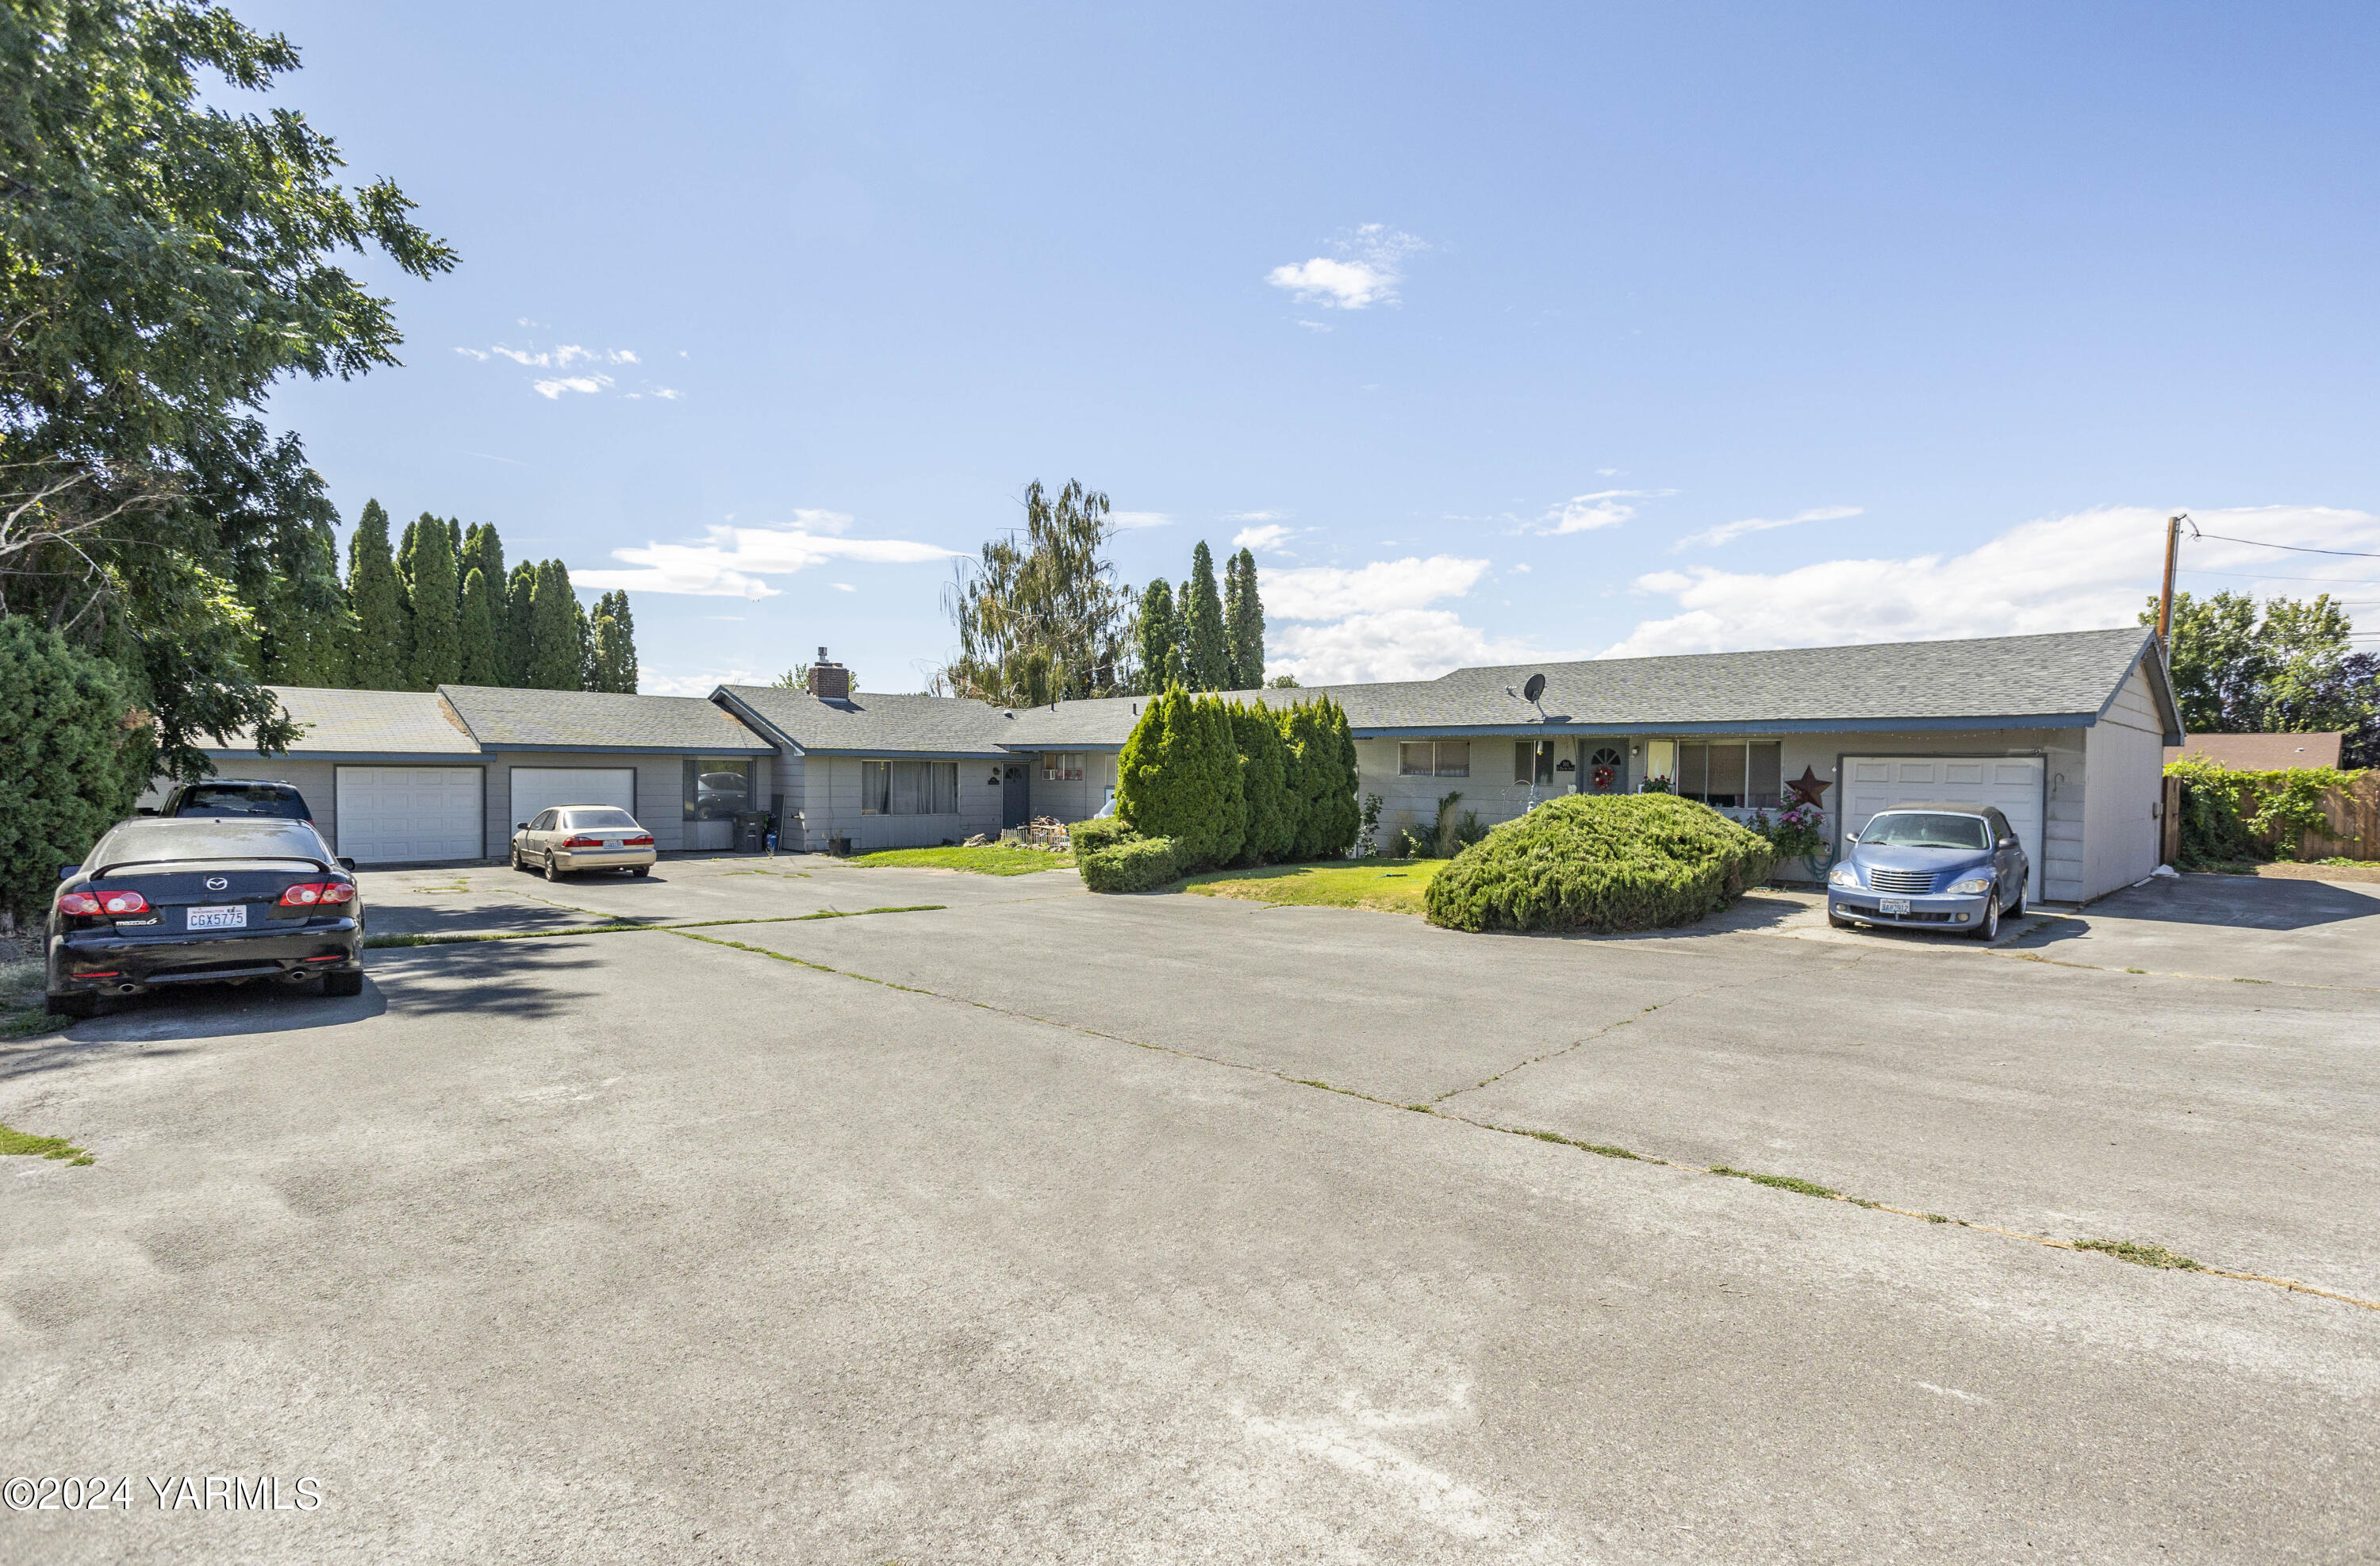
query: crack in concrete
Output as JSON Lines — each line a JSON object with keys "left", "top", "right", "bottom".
{"left": 660, "top": 925, "right": 2380, "bottom": 1316}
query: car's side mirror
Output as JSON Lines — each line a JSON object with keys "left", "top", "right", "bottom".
{"left": 338, "top": 857, "right": 357, "bottom": 873}
{"left": 135, "top": 806, "right": 158, "bottom": 816}
{"left": 515, "top": 823, "right": 528, "bottom": 831}
{"left": 58, "top": 864, "right": 79, "bottom": 881}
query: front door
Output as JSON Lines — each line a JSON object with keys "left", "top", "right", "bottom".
{"left": 1582, "top": 743, "right": 1626, "bottom": 794}
{"left": 1002, "top": 764, "right": 1031, "bottom": 829}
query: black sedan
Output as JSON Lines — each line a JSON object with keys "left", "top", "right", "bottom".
{"left": 47, "top": 818, "right": 367, "bottom": 1017}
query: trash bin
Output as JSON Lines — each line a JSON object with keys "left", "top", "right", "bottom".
{"left": 735, "top": 811, "right": 770, "bottom": 853}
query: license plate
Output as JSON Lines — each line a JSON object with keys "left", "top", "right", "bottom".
{"left": 1877, "top": 897, "right": 1911, "bottom": 916}
{"left": 186, "top": 904, "right": 248, "bottom": 931}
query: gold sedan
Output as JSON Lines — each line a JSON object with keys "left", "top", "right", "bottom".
{"left": 510, "top": 806, "right": 658, "bottom": 881}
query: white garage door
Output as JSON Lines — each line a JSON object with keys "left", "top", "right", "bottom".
{"left": 336, "top": 767, "right": 484, "bottom": 864}
{"left": 509, "top": 767, "right": 638, "bottom": 833}
{"left": 1842, "top": 755, "right": 2044, "bottom": 901}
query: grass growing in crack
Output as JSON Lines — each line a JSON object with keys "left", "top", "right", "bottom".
{"left": 2075, "top": 1238, "right": 2202, "bottom": 1271}
{"left": 1518, "top": 1127, "right": 1641, "bottom": 1161}
{"left": 1924, "top": 1213, "right": 1952, "bottom": 1223}
{"left": 1711, "top": 1166, "right": 1841, "bottom": 1199}
{"left": 2, "top": 1123, "right": 94, "bottom": 1165}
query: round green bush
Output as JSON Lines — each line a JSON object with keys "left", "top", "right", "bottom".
{"left": 1080, "top": 836, "right": 1182, "bottom": 893}
{"left": 1422, "top": 793, "right": 1777, "bottom": 934}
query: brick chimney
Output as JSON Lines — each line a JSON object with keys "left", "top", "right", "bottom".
{"left": 804, "top": 647, "right": 851, "bottom": 700}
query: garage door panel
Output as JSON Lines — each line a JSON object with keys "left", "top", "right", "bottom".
{"left": 509, "top": 768, "right": 638, "bottom": 831}
{"left": 1842, "top": 754, "right": 2044, "bottom": 901}
{"left": 336, "top": 767, "right": 483, "bottom": 864}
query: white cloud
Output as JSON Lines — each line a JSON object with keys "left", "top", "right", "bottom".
{"left": 1298, "top": 320, "right": 1332, "bottom": 333}
{"left": 654, "top": 387, "right": 684, "bottom": 400}
{"left": 1528, "top": 489, "right": 1672, "bottom": 535}
{"left": 570, "top": 521, "right": 959, "bottom": 599}
{"left": 639, "top": 668, "right": 771, "bottom": 697}
{"left": 1223, "top": 509, "right": 1289, "bottom": 523}
{"left": 1272, "top": 612, "right": 1555, "bottom": 685}
{"left": 1110, "top": 510, "right": 1172, "bottom": 531}
{"left": 533, "top": 374, "right": 612, "bottom": 399}
{"left": 1673, "top": 505, "right": 1862, "bottom": 551}
{"left": 1266, "top": 555, "right": 1490, "bottom": 621}
{"left": 1266, "top": 224, "right": 1426, "bottom": 311}
{"left": 1509, "top": 562, "right": 1532, "bottom": 574}
{"left": 453, "top": 347, "right": 489, "bottom": 361}
{"left": 1232, "top": 524, "right": 1296, "bottom": 552}
{"left": 1603, "top": 503, "right": 2380, "bottom": 659}
{"left": 831, "top": 581, "right": 856, "bottom": 593}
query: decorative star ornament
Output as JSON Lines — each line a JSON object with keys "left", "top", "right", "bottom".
{"left": 1787, "top": 766, "right": 1832, "bottom": 808}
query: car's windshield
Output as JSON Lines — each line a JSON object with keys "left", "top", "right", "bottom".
{"left": 562, "top": 808, "right": 639, "bottom": 830}
{"left": 176, "top": 784, "right": 305, "bottom": 818}
{"left": 1860, "top": 812, "right": 1990, "bottom": 850}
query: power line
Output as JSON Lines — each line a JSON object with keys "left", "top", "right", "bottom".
{"left": 2192, "top": 531, "right": 2380, "bottom": 560}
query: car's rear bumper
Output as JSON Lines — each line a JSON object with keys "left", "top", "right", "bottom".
{"left": 1828, "top": 891, "right": 1993, "bottom": 931}
{"left": 48, "top": 919, "right": 363, "bottom": 995}
{"left": 554, "top": 849, "right": 658, "bottom": 871}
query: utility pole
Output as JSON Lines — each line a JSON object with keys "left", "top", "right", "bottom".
{"left": 2156, "top": 513, "right": 2186, "bottom": 647}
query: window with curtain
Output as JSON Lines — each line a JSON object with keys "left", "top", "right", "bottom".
{"left": 862, "top": 760, "right": 959, "bottom": 815}
{"left": 1399, "top": 741, "right": 1469, "bottom": 777}
{"left": 1042, "top": 752, "right": 1084, "bottom": 781}
{"left": 1668, "top": 741, "right": 1781, "bottom": 807}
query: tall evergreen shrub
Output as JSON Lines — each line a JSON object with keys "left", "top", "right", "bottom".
{"left": 1229, "top": 700, "right": 1292, "bottom": 864}
{"left": 405, "top": 513, "right": 460, "bottom": 689}
{"left": 0, "top": 620, "right": 155, "bottom": 927}
{"left": 456, "top": 568, "right": 497, "bottom": 686}
{"left": 1181, "top": 542, "right": 1228, "bottom": 690}
{"left": 347, "top": 500, "right": 410, "bottom": 690}
{"left": 1115, "top": 686, "right": 1242, "bottom": 868}
{"left": 501, "top": 561, "right": 538, "bottom": 684}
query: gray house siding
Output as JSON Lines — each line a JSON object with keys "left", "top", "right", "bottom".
{"left": 2081, "top": 662, "right": 2169, "bottom": 900}
{"left": 1027, "top": 749, "right": 1119, "bottom": 824}
{"left": 481, "top": 751, "right": 695, "bottom": 854}
{"left": 791, "top": 754, "right": 1004, "bottom": 852}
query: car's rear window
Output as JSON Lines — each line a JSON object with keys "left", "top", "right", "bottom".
{"left": 91, "top": 819, "right": 328, "bottom": 870}
{"left": 1861, "top": 812, "right": 1990, "bottom": 850}
{"left": 563, "top": 808, "right": 639, "bottom": 830}
{"left": 176, "top": 784, "right": 308, "bottom": 818}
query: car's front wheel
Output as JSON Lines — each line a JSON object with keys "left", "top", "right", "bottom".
{"left": 1971, "top": 893, "right": 2000, "bottom": 942}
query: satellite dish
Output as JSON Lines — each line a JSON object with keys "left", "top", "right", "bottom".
{"left": 1522, "top": 673, "right": 1546, "bottom": 704}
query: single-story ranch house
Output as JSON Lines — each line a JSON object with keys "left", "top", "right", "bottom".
{"left": 178, "top": 628, "right": 2182, "bottom": 906}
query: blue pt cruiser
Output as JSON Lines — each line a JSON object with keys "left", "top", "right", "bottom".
{"left": 1828, "top": 803, "right": 2029, "bottom": 941}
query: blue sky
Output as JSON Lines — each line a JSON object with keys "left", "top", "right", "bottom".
{"left": 244, "top": 1, "right": 2380, "bottom": 691}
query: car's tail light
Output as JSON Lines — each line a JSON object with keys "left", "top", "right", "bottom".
{"left": 278, "top": 881, "right": 357, "bottom": 908}
{"left": 58, "top": 891, "right": 102, "bottom": 916}
{"left": 99, "top": 890, "right": 150, "bottom": 915}
{"left": 621, "top": 834, "right": 654, "bottom": 846}
{"left": 562, "top": 835, "right": 605, "bottom": 849}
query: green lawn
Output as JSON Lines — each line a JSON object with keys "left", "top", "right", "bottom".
{"left": 1181, "top": 858, "right": 1449, "bottom": 915}
{"left": 844, "top": 844, "right": 1077, "bottom": 876}
{"left": 0, "top": 954, "right": 58, "bottom": 1041}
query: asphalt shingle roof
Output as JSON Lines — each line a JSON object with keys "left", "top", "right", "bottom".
{"left": 440, "top": 685, "right": 770, "bottom": 752}
{"left": 716, "top": 686, "right": 1015, "bottom": 757}
{"left": 213, "top": 687, "right": 482, "bottom": 756}
{"left": 981, "top": 628, "right": 2175, "bottom": 746}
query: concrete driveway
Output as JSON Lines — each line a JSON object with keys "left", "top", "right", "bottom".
{"left": 3, "top": 858, "right": 2374, "bottom": 1561}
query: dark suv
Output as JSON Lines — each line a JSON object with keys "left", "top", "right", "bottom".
{"left": 152, "top": 779, "right": 315, "bottom": 823}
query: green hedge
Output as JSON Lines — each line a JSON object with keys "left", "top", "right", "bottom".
{"left": 1079, "top": 836, "right": 1182, "bottom": 892}
{"left": 0, "top": 618, "right": 153, "bottom": 926}
{"left": 2166, "top": 754, "right": 2359, "bottom": 864}
{"left": 1423, "top": 793, "right": 1776, "bottom": 934}
{"left": 1068, "top": 816, "right": 1138, "bottom": 855}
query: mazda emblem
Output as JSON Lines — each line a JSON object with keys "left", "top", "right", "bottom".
{"left": 205, "top": 876, "right": 228, "bottom": 891}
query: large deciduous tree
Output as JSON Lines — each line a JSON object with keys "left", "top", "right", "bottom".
{"left": 2148, "top": 591, "right": 2376, "bottom": 739}
{"left": 944, "top": 478, "right": 1130, "bottom": 705}
{"left": 0, "top": 0, "right": 454, "bottom": 777}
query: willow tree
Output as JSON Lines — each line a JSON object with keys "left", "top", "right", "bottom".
{"left": 942, "top": 478, "right": 1130, "bottom": 706}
